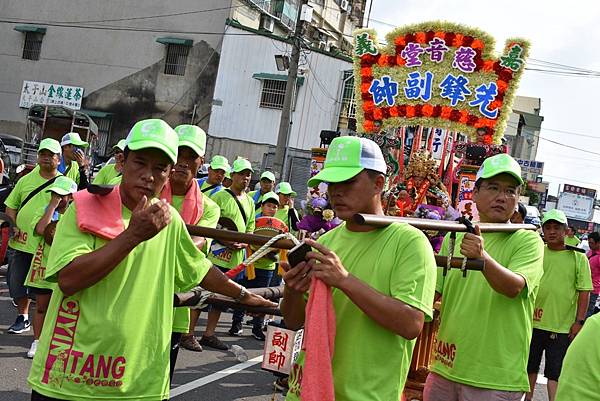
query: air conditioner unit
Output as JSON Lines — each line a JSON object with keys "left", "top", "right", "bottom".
{"left": 340, "top": 0, "right": 349, "bottom": 13}
{"left": 259, "top": 14, "right": 274, "bottom": 33}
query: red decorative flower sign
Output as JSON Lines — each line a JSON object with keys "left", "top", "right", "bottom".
{"left": 353, "top": 22, "right": 530, "bottom": 143}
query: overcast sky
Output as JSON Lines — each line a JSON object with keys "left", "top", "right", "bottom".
{"left": 367, "top": 0, "right": 600, "bottom": 198}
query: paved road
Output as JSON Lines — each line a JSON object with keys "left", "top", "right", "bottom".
{"left": 0, "top": 277, "right": 548, "bottom": 401}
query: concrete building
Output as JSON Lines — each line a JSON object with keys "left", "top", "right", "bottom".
{"left": 0, "top": 0, "right": 366, "bottom": 185}
{"left": 503, "top": 96, "right": 544, "bottom": 162}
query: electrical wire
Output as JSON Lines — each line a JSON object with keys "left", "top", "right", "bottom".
{"left": 2, "top": 5, "right": 246, "bottom": 24}
{"left": 0, "top": 18, "right": 266, "bottom": 36}
{"left": 541, "top": 174, "right": 600, "bottom": 188}
{"left": 0, "top": 51, "right": 142, "bottom": 70}
{"left": 505, "top": 122, "right": 600, "bottom": 140}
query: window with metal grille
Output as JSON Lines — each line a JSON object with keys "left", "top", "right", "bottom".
{"left": 94, "top": 116, "right": 113, "bottom": 156}
{"left": 259, "top": 79, "right": 288, "bottom": 109}
{"left": 164, "top": 44, "right": 189, "bottom": 76}
{"left": 340, "top": 71, "right": 356, "bottom": 119}
{"left": 22, "top": 32, "right": 43, "bottom": 60}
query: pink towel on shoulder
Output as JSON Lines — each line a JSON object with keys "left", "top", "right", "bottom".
{"left": 73, "top": 186, "right": 125, "bottom": 240}
{"left": 160, "top": 180, "right": 204, "bottom": 225}
{"left": 301, "top": 276, "right": 336, "bottom": 401}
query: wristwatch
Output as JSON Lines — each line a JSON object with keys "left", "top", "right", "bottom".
{"left": 235, "top": 286, "right": 247, "bottom": 302}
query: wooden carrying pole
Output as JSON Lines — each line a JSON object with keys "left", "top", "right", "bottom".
{"left": 353, "top": 214, "right": 537, "bottom": 233}
{"left": 174, "top": 286, "right": 284, "bottom": 316}
{"left": 186, "top": 223, "right": 486, "bottom": 271}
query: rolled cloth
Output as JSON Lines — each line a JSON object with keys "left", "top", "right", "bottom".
{"left": 160, "top": 180, "right": 203, "bottom": 224}
{"left": 73, "top": 186, "right": 124, "bottom": 240}
{"left": 301, "top": 276, "right": 336, "bottom": 401}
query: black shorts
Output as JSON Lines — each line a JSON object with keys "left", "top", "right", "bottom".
{"left": 28, "top": 286, "right": 53, "bottom": 296}
{"left": 527, "top": 328, "right": 570, "bottom": 381}
{"left": 7, "top": 249, "right": 34, "bottom": 299}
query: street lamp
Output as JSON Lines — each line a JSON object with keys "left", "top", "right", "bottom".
{"left": 274, "top": 54, "right": 290, "bottom": 71}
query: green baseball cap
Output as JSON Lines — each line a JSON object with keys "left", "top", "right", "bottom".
{"left": 209, "top": 155, "right": 230, "bottom": 172}
{"left": 232, "top": 158, "right": 254, "bottom": 173}
{"left": 476, "top": 153, "right": 524, "bottom": 185}
{"left": 175, "top": 125, "right": 206, "bottom": 157}
{"left": 260, "top": 171, "right": 276, "bottom": 182}
{"left": 46, "top": 176, "right": 78, "bottom": 196}
{"left": 61, "top": 132, "right": 89, "bottom": 148}
{"left": 113, "top": 139, "right": 126, "bottom": 152}
{"left": 307, "top": 136, "right": 387, "bottom": 187}
{"left": 542, "top": 209, "right": 568, "bottom": 225}
{"left": 125, "top": 119, "right": 178, "bottom": 164}
{"left": 275, "top": 182, "right": 297, "bottom": 197}
{"left": 261, "top": 191, "right": 280, "bottom": 205}
{"left": 38, "top": 138, "right": 62, "bottom": 155}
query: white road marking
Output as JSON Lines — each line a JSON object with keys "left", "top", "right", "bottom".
{"left": 170, "top": 355, "right": 263, "bottom": 398}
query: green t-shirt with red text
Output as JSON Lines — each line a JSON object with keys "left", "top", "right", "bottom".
{"left": 533, "top": 247, "right": 593, "bottom": 333}
{"left": 433, "top": 230, "right": 544, "bottom": 392}
{"left": 4, "top": 167, "right": 60, "bottom": 253}
{"left": 286, "top": 222, "right": 436, "bottom": 401}
{"left": 28, "top": 201, "right": 211, "bottom": 400}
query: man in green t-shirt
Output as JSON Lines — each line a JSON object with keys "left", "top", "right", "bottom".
{"left": 282, "top": 136, "right": 436, "bottom": 401}
{"left": 25, "top": 176, "right": 78, "bottom": 360}
{"left": 92, "top": 139, "right": 125, "bottom": 185}
{"left": 163, "top": 125, "right": 222, "bottom": 373}
{"left": 564, "top": 226, "right": 580, "bottom": 247}
{"left": 59, "top": 132, "right": 90, "bottom": 190}
{"left": 526, "top": 209, "right": 592, "bottom": 401}
{"left": 27, "top": 119, "right": 274, "bottom": 401}
{"left": 4, "top": 138, "right": 62, "bottom": 335}
{"left": 197, "top": 155, "right": 230, "bottom": 198}
{"left": 554, "top": 312, "right": 600, "bottom": 401}
{"left": 425, "top": 154, "right": 545, "bottom": 401}
{"left": 249, "top": 170, "right": 276, "bottom": 214}
{"left": 199, "top": 158, "right": 256, "bottom": 350}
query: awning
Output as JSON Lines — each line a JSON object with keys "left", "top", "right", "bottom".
{"left": 14, "top": 25, "right": 46, "bottom": 34}
{"left": 80, "top": 109, "right": 113, "bottom": 119}
{"left": 156, "top": 37, "right": 193, "bottom": 46}
{"left": 316, "top": 27, "right": 336, "bottom": 39}
{"left": 252, "top": 73, "right": 305, "bottom": 86}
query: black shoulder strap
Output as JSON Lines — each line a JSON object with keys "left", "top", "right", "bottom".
{"left": 20, "top": 176, "right": 59, "bottom": 210}
{"left": 201, "top": 183, "right": 219, "bottom": 194}
{"left": 225, "top": 189, "right": 248, "bottom": 226}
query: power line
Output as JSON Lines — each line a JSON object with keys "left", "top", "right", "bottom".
{"left": 538, "top": 136, "right": 600, "bottom": 156}
{"left": 504, "top": 123, "right": 600, "bottom": 155}
{"left": 505, "top": 122, "right": 600, "bottom": 140}
{"left": 0, "top": 18, "right": 265, "bottom": 36}
{"left": 0, "top": 51, "right": 142, "bottom": 70}
{"left": 541, "top": 174, "right": 600, "bottom": 188}
{"left": 2, "top": 5, "right": 244, "bottom": 24}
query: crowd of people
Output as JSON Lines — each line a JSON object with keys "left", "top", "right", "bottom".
{"left": 2, "top": 119, "right": 599, "bottom": 401}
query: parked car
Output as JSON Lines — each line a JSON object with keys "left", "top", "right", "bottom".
{"left": 0, "top": 133, "right": 23, "bottom": 177}
{"left": 525, "top": 205, "right": 541, "bottom": 227}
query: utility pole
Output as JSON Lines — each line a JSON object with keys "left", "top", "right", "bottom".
{"left": 273, "top": 0, "right": 309, "bottom": 181}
